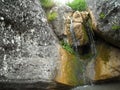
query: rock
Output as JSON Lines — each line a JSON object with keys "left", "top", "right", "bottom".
{"left": 86, "top": 0, "right": 120, "bottom": 48}
{"left": 55, "top": 47, "right": 84, "bottom": 86}
{"left": 50, "top": 5, "right": 72, "bottom": 38}
{"left": 0, "top": 0, "right": 59, "bottom": 82}
{"left": 87, "top": 41, "right": 120, "bottom": 82}
{"left": 64, "top": 11, "right": 89, "bottom": 46}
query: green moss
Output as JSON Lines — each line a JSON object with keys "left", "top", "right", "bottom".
{"left": 112, "top": 25, "right": 120, "bottom": 30}
{"left": 67, "top": 0, "right": 87, "bottom": 11}
{"left": 47, "top": 12, "right": 57, "bottom": 22}
{"left": 60, "top": 40, "right": 75, "bottom": 54}
{"left": 40, "top": 0, "right": 55, "bottom": 9}
{"left": 99, "top": 12, "right": 106, "bottom": 19}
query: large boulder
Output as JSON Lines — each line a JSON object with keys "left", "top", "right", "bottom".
{"left": 86, "top": 0, "right": 120, "bottom": 48}
{"left": 87, "top": 41, "right": 120, "bottom": 82}
{"left": 0, "top": 0, "right": 59, "bottom": 82}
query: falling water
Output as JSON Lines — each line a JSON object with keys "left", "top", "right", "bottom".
{"left": 69, "top": 18, "right": 87, "bottom": 85}
{"left": 69, "top": 18, "right": 97, "bottom": 85}
{"left": 83, "top": 20, "right": 97, "bottom": 85}
{"left": 85, "top": 21, "right": 97, "bottom": 59}
{"left": 69, "top": 18, "right": 78, "bottom": 52}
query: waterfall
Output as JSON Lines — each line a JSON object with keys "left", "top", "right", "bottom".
{"left": 69, "top": 18, "right": 97, "bottom": 85}
{"left": 69, "top": 18, "right": 87, "bottom": 85}
{"left": 85, "top": 21, "right": 97, "bottom": 59}
{"left": 69, "top": 18, "right": 78, "bottom": 52}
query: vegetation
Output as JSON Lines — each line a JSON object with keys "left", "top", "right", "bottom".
{"left": 67, "top": 0, "right": 87, "bottom": 11}
{"left": 112, "top": 25, "right": 120, "bottom": 30}
{"left": 60, "top": 40, "right": 75, "bottom": 54}
{"left": 40, "top": 0, "right": 55, "bottom": 9}
{"left": 99, "top": 12, "right": 106, "bottom": 19}
{"left": 47, "top": 12, "right": 57, "bottom": 22}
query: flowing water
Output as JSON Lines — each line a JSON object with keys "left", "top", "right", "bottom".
{"left": 69, "top": 18, "right": 98, "bottom": 85}
{"left": 69, "top": 18, "right": 89, "bottom": 85}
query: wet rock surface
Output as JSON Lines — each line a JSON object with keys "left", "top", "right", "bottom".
{"left": 87, "top": 41, "right": 120, "bottom": 82}
{"left": 64, "top": 11, "right": 89, "bottom": 46}
{"left": 0, "top": 0, "right": 59, "bottom": 81}
{"left": 86, "top": 0, "right": 120, "bottom": 48}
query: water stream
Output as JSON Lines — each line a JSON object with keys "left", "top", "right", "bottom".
{"left": 69, "top": 17, "right": 97, "bottom": 85}
{"left": 69, "top": 18, "right": 88, "bottom": 85}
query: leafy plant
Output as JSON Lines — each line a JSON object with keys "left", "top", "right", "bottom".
{"left": 60, "top": 40, "right": 75, "bottom": 54}
{"left": 67, "top": 0, "right": 87, "bottom": 11}
{"left": 40, "top": 0, "right": 55, "bottom": 9}
{"left": 47, "top": 12, "right": 57, "bottom": 21}
{"left": 99, "top": 12, "right": 106, "bottom": 19}
{"left": 112, "top": 25, "right": 120, "bottom": 30}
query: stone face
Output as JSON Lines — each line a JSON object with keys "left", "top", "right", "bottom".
{"left": 50, "top": 5, "right": 72, "bottom": 38}
{"left": 86, "top": 0, "right": 120, "bottom": 48}
{"left": 87, "top": 42, "right": 120, "bottom": 81}
{"left": 64, "top": 11, "right": 89, "bottom": 46}
{"left": 0, "top": 0, "right": 59, "bottom": 82}
{"left": 55, "top": 47, "right": 84, "bottom": 86}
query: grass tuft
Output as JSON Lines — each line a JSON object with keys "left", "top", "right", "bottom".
{"left": 47, "top": 12, "right": 57, "bottom": 22}
{"left": 40, "top": 0, "right": 55, "bottom": 9}
{"left": 67, "top": 0, "right": 87, "bottom": 11}
{"left": 60, "top": 40, "right": 75, "bottom": 54}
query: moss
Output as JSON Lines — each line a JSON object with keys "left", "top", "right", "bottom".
{"left": 47, "top": 12, "right": 57, "bottom": 22}
{"left": 67, "top": 0, "right": 87, "bottom": 11}
{"left": 40, "top": 0, "right": 55, "bottom": 9}
{"left": 112, "top": 25, "right": 120, "bottom": 30}
{"left": 99, "top": 12, "right": 106, "bottom": 19}
{"left": 60, "top": 40, "right": 75, "bottom": 54}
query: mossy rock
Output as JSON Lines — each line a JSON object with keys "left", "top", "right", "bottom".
{"left": 55, "top": 47, "right": 85, "bottom": 86}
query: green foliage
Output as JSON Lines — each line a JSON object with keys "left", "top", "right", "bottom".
{"left": 99, "top": 12, "right": 106, "bottom": 19}
{"left": 60, "top": 41, "right": 75, "bottom": 54}
{"left": 47, "top": 12, "right": 57, "bottom": 21}
{"left": 67, "top": 0, "right": 87, "bottom": 11}
{"left": 112, "top": 25, "right": 120, "bottom": 30}
{"left": 40, "top": 0, "right": 54, "bottom": 9}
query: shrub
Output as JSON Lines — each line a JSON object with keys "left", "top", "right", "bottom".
{"left": 40, "top": 0, "right": 55, "bottom": 9}
{"left": 47, "top": 12, "right": 57, "bottom": 21}
{"left": 67, "top": 0, "right": 87, "bottom": 11}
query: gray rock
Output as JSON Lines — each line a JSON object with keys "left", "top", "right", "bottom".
{"left": 86, "top": 0, "right": 120, "bottom": 48}
{"left": 50, "top": 5, "right": 72, "bottom": 39}
{"left": 0, "top": 0, "right": 59, "bottom": 82}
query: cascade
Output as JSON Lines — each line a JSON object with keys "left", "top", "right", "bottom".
{"left": 69, "top": 17, "right": 97, "bottom": 85}
{"left": 69, "top": 18, "right": 87, "bottom": 85}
